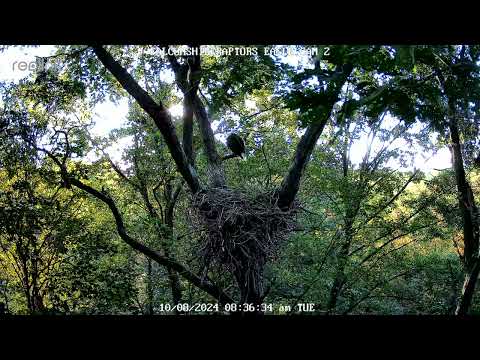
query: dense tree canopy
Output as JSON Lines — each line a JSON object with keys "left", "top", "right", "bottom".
{"left": 0, "top": 45, "right": 479, "bottom": 315}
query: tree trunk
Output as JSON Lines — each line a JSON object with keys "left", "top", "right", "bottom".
{"left": 448, "top": 107, "right": 480, "bottom": 315}
{"left": 449, "top": 118, "right": 479, "bottom": 265}
{"left": 234, "top": 267, "right": 263, "bottom": 305}
{"left": 167, "top": 51, "right": 225, "bottom": 188}
{"left": 233, "top": 260, "right": 265, "bottom": 316}
{"left": 164, "top": 190, "right": 183, "bottom": 313}
{"left": 167, "top": 269, "right": 182, "bottom": 307}
{"left": 190, "top": 95, "right": 226, "bottom": 188}
{"left": 456, "top": 260, "right": 480, "bottom": 315}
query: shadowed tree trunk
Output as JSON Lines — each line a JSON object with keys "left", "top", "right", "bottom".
{"left": 449, "top": 113, "right": 480, "bottom": 315}
{"left": 456, "top": 261, "right": 480, "bottom": 315}
{"left": 431, "top": 58, "right": 480, "bottom": 314}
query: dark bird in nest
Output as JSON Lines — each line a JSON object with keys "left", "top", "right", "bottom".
{"left": 223, "top": 133, "right": 245, "bottom": 160}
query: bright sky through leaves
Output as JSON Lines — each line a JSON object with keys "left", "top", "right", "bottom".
{"left": 0, "top": 45, "right": 452, "bottom": 172}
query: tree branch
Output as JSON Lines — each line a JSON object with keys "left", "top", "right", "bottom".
{"left": 106, "top": 155, "right": 141, "bottom": 191}
{"left": 166, "top": 48, "right": 225, "bottom": 187}
{"left": 34, "top": 143, "right": 231, "bottom": 304}
{"left": 359, "top": 169, "right": 419, "bottom": 229}
{"left": 91, "top": 45, "right": 200, "bottom": 194}
{"left": 182, "top": 95, "right": 195, "bottom": 166}
{"left": 342, "top": 270, "right": 410, "bottom": 314}
{"left": 67, "top": 175, "right": 232, "bottom": 304}
{"left": 277, "top": 64, "right": 353, "bottom": 210}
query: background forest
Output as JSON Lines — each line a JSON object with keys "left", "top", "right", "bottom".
{"left": 0, "top": 45, "right": 479, "bottom": 315}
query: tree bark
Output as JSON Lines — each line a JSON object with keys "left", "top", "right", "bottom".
{"left": 449, "top": 112, "right": 480, "bottom": 315}
{"left": 456, "top": 260, "right": 480, "bottom": 315}
{"left": 449, "top": 116, "right": 479, "bottom": 267}
{"left": 277, "top": 118, "right": 330, "bottom": 210}
{"left": 233, "top": 264, "right": 265, "bottom": 316}
{"left": 164, "top": 182, "right": 184, "bottom": 312}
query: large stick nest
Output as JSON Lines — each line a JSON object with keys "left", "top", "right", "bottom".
{"left": 190, "top": 188, "right": 298, "bottom": 275}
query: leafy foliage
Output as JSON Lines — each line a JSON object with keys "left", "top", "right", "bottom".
{"left": 1, "top": 45, "right": 480, "bottom": 315}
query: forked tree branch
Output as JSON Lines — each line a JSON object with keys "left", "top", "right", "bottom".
{"left": 166, "top": 48, "right": 225, "bottom": 188}
{"left": 164, "top": 50, "right": 194, "bottom": 165}
{"left": 91, "top": 45, "right": 201, "bottom": 194}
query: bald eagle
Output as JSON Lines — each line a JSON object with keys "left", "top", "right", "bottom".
{"left": 224, "top": 133, "right": 245, "bottom": 160}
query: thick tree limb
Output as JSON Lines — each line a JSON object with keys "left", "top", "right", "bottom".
{"left": 191, "top": 95, "right": 226, "bottom": 187}
{"left": 448, "top": 105, "right": 480, "bottom": 315}
{"left": 277, "top": 118, "right": 331, "bottom": 210}
{"left": 182, "top": 96, "right": 194, "bottom": 166}
{"left": 449, "top": 115, "right": 479, "bottom": 268}
{"left": 166, "top": 49, "right": 225, "bottom": 188}
{"left": 277, "top": 64, "right": 353, "bottom": 210}
{"left": 165, "top": 51, "right": 195, "bottom": 165}
{"left": 91, "top": 45, "right": 200, "bottom": 194}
